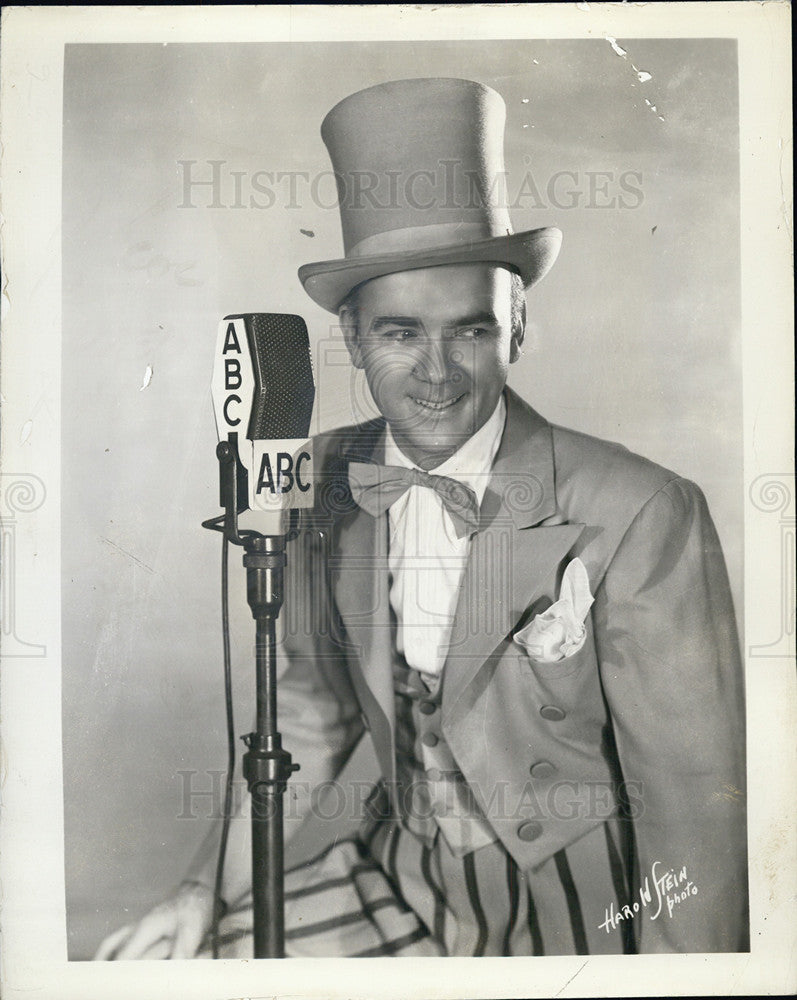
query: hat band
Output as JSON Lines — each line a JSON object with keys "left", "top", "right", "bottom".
{"left": 348, "top": 221, "right": 513, "bottom": 259}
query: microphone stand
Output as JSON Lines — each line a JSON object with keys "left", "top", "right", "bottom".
{"left": 203, "top": 437, "right": 299, "bottom": 958}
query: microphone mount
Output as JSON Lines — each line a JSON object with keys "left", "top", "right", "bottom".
{"left": 202, "top": 439, "right": 300, "bottom": 547}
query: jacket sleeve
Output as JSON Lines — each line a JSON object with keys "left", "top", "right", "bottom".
{"left": 278, "top": 527, "right": 366, "bottom": 846}
{"left": 593, "top": 476, "right": 748, "bottom": 953}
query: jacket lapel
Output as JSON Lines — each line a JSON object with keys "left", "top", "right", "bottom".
{"left": 442, "top": 389, "right": 585, "bottom": 717}
{"left": 330, "top": 423, "right": 396, "bottom": 783}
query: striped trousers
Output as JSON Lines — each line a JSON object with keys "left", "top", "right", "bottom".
{"left": 206, "top": 813, "right": 632, "bottom": 957}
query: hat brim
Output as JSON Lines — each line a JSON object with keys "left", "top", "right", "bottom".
{"left": 298, "top": 227, "right": 562, "bottom": 313}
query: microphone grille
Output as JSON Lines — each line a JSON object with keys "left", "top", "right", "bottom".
{"left": 246, "top": 313, "right": 315, "bottom": 439}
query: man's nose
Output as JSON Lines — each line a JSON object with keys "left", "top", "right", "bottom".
{"left": 412, "top": 336, "right": 455, "bottom": 383}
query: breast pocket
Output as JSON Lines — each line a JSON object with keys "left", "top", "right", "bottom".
{"left": 523, "top": 637, "right": 594, "bottom": 681}
{"left": 515, "top": 617, "right": 600, "bottom": 717}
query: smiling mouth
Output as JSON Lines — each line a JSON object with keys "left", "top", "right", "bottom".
{"left": 410, "top": 393, "right": 465, "bottom": 411}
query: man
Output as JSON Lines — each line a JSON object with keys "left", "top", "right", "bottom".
{"left": 97, "top": 78, "right": 747, "bottom": 959}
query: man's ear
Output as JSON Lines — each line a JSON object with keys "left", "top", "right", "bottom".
{"left": 339, "top": 305, "right": 364, "bottom": 369}
{"left": 509, "top": 296, "right": 526, "bottom": 364}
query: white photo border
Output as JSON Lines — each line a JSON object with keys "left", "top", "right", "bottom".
{"left": 1, "top": 4, "right": 793, "bottom": 999}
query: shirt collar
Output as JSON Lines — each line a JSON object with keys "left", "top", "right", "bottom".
{"left": 384, "top": 395, "right": 507, "bottom": 504}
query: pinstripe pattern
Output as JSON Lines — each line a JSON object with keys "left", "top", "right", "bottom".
{"left": 286, "top": 896, "right": 399, "bottom": 941}
{"left": 352, "top": 925, "right": 432, "bottom": 957}
{"left": 385, "top": 821, "right": 402, "bottom": 892}
{"left": 604, "top": 820, "right": 634, "bottom": 954}
{"left": 526, "top": 882, "right": 545, "bottom": 955}
{"left": 200, "top": 817, "right": 631, "bottom": 958}
{"left": 502, "top": 851, "right": 520, "bottom": 955}
{"left": 462, "top": 853, "right": 489, "bottom": 955}
{"left": 553, "top": 849, "right": 589, "bottom": 954}
{"left": 421, "top": 842, "right": 447, "bottom": 946}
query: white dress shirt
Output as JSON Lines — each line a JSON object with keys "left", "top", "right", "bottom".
{"left": 385, "top": 396, "right": 507, "bottom": 680}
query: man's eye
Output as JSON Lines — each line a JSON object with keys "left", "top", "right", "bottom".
{"left": 455, "top": 327, "right": 487, "bottom": 339}
{"left": 383, "top": 328, "right": 417, "bottom": 340}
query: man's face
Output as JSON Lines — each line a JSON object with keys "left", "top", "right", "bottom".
{"left": 342, "top": 263, "right": 523, "bottom": 470}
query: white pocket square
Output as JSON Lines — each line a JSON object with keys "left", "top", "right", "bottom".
{"left": 513, "top": 558, "right": 594, "bottom": 664}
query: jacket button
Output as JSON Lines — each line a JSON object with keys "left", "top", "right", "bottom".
{"left": 529, "top": 760, "right": 556, "bottom": 779}
{"left": 419, "top": 701, "right": 437, "bottom": 715}
{"left": 422, "top": 732, "right": 439, "bottom": 747}
{"left": 540, "top": 705, "right": 566, "bottom": 722}
{"left": 517, "top": 821, "right": 543, "bottom": 842}
{"left": 426, "top": 767, "right": 442, "bottom": 782}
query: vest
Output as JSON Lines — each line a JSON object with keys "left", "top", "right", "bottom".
{"left": 391, "top": 644, "right": 497, "bottom": 857}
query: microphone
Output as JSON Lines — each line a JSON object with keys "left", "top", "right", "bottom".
{"left": 207, "top": 315, "right": 313, "bottom": 957}
{"left": 211, "top": 313, "right": 315, "bottom": 535}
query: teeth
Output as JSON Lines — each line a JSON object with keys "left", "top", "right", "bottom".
{"left": 412, "top": 395, "right": 462, "bottom": 411}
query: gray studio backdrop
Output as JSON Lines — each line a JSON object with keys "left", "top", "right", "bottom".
{"left": 62, "top": 40, "right": 741, "bottom": 959}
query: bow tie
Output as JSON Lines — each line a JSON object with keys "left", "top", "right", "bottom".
{"left": 348, "top": 461, "right": 480, "bottom": 538}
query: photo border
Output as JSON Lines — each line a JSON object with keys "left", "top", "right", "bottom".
{"left": 1, "top": 4, "right": 793, "bottom": 998}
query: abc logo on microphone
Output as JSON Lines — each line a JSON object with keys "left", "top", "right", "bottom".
{"left": 211, "top": 315, "right": 315, "bottom": 513}
{"left": 249, "top": 439, "right": 313, "bottom": 511}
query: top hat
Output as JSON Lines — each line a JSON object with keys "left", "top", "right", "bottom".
{"left": 298, "top": 77, "right": 562, "bottom": 313}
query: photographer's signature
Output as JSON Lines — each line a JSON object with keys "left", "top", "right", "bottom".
{"left": 599, "top": 861, "right": 698, "bottom": 933}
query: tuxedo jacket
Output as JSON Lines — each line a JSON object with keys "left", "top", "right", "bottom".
{"left": 276, "top": 387, "right": 748, "bottom": 953}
